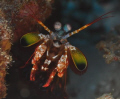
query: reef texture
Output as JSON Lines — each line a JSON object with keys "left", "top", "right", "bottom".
{"left": 0, "top": 9, "right": 12, "bottom": 99}
{"left": 0, "top": 0, "right": 54, "bottom": 98}
{"left": 97, "top": 93, "right": 120, "bottom": 99}
{"left": 96, "top": 29, "right": 120, "bottom": 64}
{"left": 1, "top": 0, "right": 54, "bottom": 42}
{"left": 12, "top": 0, "right": 54, "bottom": 42}
{"left": 97, "top": 93, "right": 114, "bottom": 99}
{"left": 2, "top": 0, "right": 53, "bottom": 41}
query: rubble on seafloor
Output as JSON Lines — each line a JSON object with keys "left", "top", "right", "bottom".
{"left": 96, "top": 29, "right": 120, "bottom": 64}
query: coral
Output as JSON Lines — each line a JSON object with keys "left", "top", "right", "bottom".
{"left": 97, "top": 93, "right": 114, "bottom": 99}
{"left": 97, "top": 93, "right": 120, "bottom": 99}
{"left": 1, "top": 0, "right": 54, "bottom": 98}
{"left": 96, "top": 32, "right": 120, "bottom": 64}
{"left": 0, "top": 9, "right": 12, "bottom": 99}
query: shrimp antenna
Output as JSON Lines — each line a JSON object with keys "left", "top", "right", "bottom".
{"left": 20, "top": 51, "right": 35, "bottom": 68}
{"left": 62, "top": 11, "right": 114, "bottom": 39}
{"left": 25, "top": 3, "right": 53, "bottom": 34}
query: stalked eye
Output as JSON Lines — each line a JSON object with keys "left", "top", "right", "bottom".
{"left": 68, "top": 45, "right": 87, "bottom": 75}
{"left": 63, "top": 24, "right": 71, "bottom": 32}
{"left": 20, "top": 33, "right": 41, "bottom": 47}
{"left": 54, "top": 22, "right": 62, "bottom": 31}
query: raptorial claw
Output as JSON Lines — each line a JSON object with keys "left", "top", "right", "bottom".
{"left": 30, "top": 73, "right": 35, "bottom": 81}
{"left": 30, "top": 65, "right": 38, "bottom": 81}
{"left": 58, "top": 72, "right": 64, "bottom": 78}
{"left": 42, "top": 68, "right": 57, "bottom": 87}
